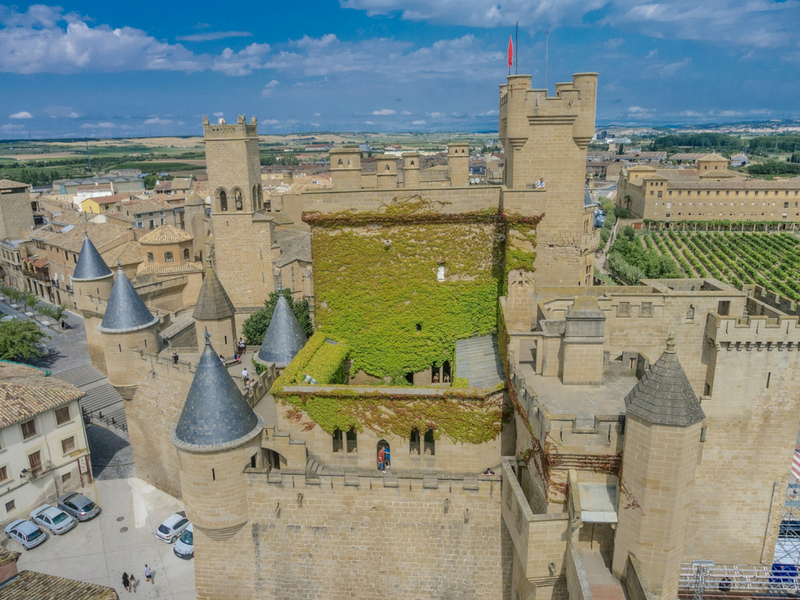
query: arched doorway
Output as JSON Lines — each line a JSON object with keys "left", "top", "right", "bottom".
{"left": 377, "top": 439, "right": 390, "bottom": 471}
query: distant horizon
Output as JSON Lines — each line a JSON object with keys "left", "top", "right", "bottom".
{"left": 1, "top": 1, "right": 799, "bottom": 139}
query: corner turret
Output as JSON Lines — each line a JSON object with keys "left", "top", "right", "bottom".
{"left": 255, "top": 294, "right": 307, "bottom": 369}
{"left": 193, "top": 262, "right": 237, "bottom": 357}
{"left": 612, "top": 334, "right": 705, "bottom": 600}
{"left": 72, "top": 232, "right": 115, "bottom": 372}
{"left": 98, "top": 264, "right": 160, "bottom": 396}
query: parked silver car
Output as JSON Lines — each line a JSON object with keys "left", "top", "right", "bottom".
{"left": 57, "top": 492, "right": 100, "bottom": 521}
{"left": 156, "top": 512, "right": 189, "bottom": 543}
{"left": 173, "top": 523, "right": 194, "bottom": 559}
{"left": 4, "top": 519, "right": 46, "bottom": 550}
{"left": 30, "top": 504, "right": 76, "bottom": 535}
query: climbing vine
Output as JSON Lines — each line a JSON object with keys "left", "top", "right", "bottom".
{"left": 275, "top": 388, "right": 503, "bottom": 445}
{"left": 303, "top": 195, "right": 541, "bottom": 380}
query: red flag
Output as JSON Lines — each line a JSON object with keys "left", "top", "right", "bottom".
{"left": 508, "top": 35, "right": 513, "bottom": 68}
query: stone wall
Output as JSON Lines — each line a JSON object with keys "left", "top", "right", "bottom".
{"left": 0, "top": 188, "right": 34, "bottom": 240}
{"left": 191, "top": 470, "right": 503, "bottom": 600}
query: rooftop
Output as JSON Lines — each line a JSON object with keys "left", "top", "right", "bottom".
{"left": 0, "top": 570, "right": 117, "bottom": 600}
{"left": 101, "top": 240, "right": 143, "bottom": 268}
{"left": 32, "top": 222, "right": 128, "bottom": 254}
{"left": 273, "top": 228, "right": 311, "bottom": 268}
{"left": 193, "top": 266, "right": 235, "bottom": 321}
{"left": 0, "top": 179, "right": 29, "bottom": 191}
{"left": 73, "top": 232, "right": 114, "bottom": 281}
{"left": 98, "top": 267, "right": 158, "bottom": 333}
{"left": 519, "top": 363, "right": 636, "bottom": 418}
{"left": 0, "top": 363, "right": 84, "bottom": 429}
{"left": 138, "top": 224, "right": 193, "bottom": 245}
{"left": 454, "top": 335, "right": 504, "bottom": 390}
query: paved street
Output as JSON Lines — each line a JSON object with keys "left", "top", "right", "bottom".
{"left": 10, "top": 477, "right": 196, "bottom": 599}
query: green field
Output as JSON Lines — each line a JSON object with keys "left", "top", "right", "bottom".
{"left": 645, "top": 230, "right": 800, "bottom": 300}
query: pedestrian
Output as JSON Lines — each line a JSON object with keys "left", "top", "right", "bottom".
{"left": 171, "top": 351, "right": 179, "bottom": 365}
{"left": 242, "top": 367, "right": 249, "bottom": 380}
{"left": 144, "top": 564, "right": 153, "bottom": 584}
{"left": 384, "top": 446, "right": 391, "bottom": 469}
{"left": 238, "top": 337, "right": 246, "bottom": 355}
{"left": 122, "top": 572, "right": 130, "bottom": 592}
{"left": 377, "top": 446, "right": 385, "bottom": 472}
{"left": 129, "top": 573, "right": 138, "bottom": 592}
{"left": 219, "top": 354, "right": 225, "bottom": 364}
{"left": 60, "top": 318, "right": 66, "bottom": 329}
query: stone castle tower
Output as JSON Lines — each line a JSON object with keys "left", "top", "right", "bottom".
{"left": 499, "top": 72, "right": 598, "bottom": 286}
{"left": 612, "top": 334, "right": 706, "bottom": 600}
{"left": 72, "top": 232, "right": 114, "bottom": 373}
{"left": 203, "top": 115, "right": 275, "bottom": 318}
{"left": 193, "top": 262, "right": 237, "bottom": 358}
{"left": 172, "top": 332, "right": 263, "bottom": 599}
{"left": 97, "top": 265, "right": 160, "bottom": 399}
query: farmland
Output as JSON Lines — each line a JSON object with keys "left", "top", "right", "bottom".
{"left": 643, "top": 230, "right": 800, "bottom": 301}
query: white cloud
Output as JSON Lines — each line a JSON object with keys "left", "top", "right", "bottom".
{"left": 626, "top": 106, "right": 654, "bottom": 116}
{"left": 1, "top": 123, "right": 24, "bottom": 131}
{"left": 177, "top": 31, "right": 252, "bottom": 42}
{"left": 314, "top": 112, "right": 321, "bottom": 117}
{"left": 80, "top": 122, "right": 115, "bottom": 129}
{"left": 144, "top": 117, "right": 172, "bottom": 125}
{"left": 212, "top": 43, "right": 271, "bottom": 76}
{"left": 427, "top": 111, "right": 446, "bottom": 118}
{"left": 43, "top": 106, "right": 79, "bottom": 118}
{"left": 365, "top": 120, "right": 375, "bottom": 125}
{"left": 9, "top": 111, "right": 33, "bottom": 119}
{"left": 401, "top": 110, "right": 411, "bottom": 115}
{"left": 213, "top": 111, "right": 224, "bottom": 117}
{"left": 343, "top": 0, "right": 800, "bottom": 51}
{"left": 261, "top": 79, "right": 280, "bottom": 97}
{"left": 372, "top": 109, "right": 396, "bottom": 115}
{"left": 261, "top": 119, "right": 280, "bottom": 125}
{"left": 412, "top": 119, "right": 426, "bottom": 125}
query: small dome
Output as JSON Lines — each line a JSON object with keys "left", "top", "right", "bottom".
{"left": 257, "top": 295, "right": 307, "bottom": 367}
{"left": 98, "top": 266, "right": 158, "bottom": 333}
{"left": 72, "top": 232, "right": 113, "bottom": 281}
{"left": 174, "top": 333, "right": 260, "bottom": 447}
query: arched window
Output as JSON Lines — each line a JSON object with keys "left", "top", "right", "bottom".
{"left": 337, "top": 159, "right": 343, "bottom": 166}
{"left": 234, "top": 188, "right": 243, "bottom": 211}
{"left": 385, "top": 164, "right": 390, "bottom": 171}
{"left": 164, "top": 252, "right": 174, "bottom": 263}
{"left": 257, "top": 185, "right": 263, "bottom": 209}
{"left": 219, "top": 190, "right": 228, "bottom": 211}
{"left": 183, "top": 248, "right": 190, "bottom": 261}
{"left": 252, "top": 185, "right": 258, "bottom": 209}
{"left": 147, "top": 252, "right": 154, "bottom": 262}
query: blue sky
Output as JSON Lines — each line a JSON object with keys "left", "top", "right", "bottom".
{"left": 1, "top": 0, "right": 799, "bottom": 138}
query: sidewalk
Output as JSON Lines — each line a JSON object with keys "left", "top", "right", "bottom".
{"left": 13, "top": 477, "right": 196, "bottom": 599}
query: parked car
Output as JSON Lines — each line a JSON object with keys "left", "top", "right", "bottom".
{"left": 30, "top": 504, "right": 76, "bottom": 535}
{"left": 4, "top": 519, "right": 46, "bottom": 550}
{"left": 173, "top": 523, "right": 194, "bottom": 559}
{"left": 57, "top": 492, "right": 100, "bottom": 521}
{"left": 156, "top": 512, "right": 189, "bottom": 543}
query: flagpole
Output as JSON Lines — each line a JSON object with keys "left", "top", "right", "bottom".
{"left": 545, "top": 30, "right": 550, "bottom": 93}
{"left": 515, "top": 22, "right": 519, "bottom": 75}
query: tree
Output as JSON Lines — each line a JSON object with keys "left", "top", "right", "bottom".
{"left": 143, "top": 173, "right": 158, "bottom": 189}
{"left": 242, "top": 288, "right": 313, "bottom": 345}
{"left": 0, "top": 319, "right": 49, "bottom": 360}
{"left": 22, "top": 292, "right": 39, "bottom": 312}
{"left": 617, "top": 143, "right": 625, "bottom": 155}
{"left": 38, "top": 303, "right": 67, "bottom": 323}
{"left": 1, "top": 286, "right": 23, "bottom": 304}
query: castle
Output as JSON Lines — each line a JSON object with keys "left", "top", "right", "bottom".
{"left": 70, "top": 72, "right": 800, "bottom": 600}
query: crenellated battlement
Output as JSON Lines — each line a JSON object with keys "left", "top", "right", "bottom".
{"left": 201, "top": 114, "right": 258, "bottom": 139}
{"left": 706, "top": 312, "right": 800, "bottom": 346}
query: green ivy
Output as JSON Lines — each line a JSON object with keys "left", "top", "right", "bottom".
{"left": 306, "top": 196, "right": 540, "bottom": 381}
{"left": 296, "top": 339, "right": 349, "bottom": 385}
{"left": 276, "top": 389, "right": 503, "bottom": 444}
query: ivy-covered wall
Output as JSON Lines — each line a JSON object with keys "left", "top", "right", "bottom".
{"left": 306, "top": 196, "right": 539, "bottom": 381}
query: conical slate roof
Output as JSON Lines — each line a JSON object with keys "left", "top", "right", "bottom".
{"left": 624, "top": 334, "right": 705, "bottom": 427}
{"left": 98, "top": 266, "right": 158, "bottom": 332}
{"left": 72, "top": 232, "right": 113, "bottom": 281}
{"left": 257, "top": 295, "right": 307, "bottom": 367}
{"left": 193, "top": 265, "right": 235, "bottom": 321}
{"left": 174, "top": 333, "right": 260, "bottom": 447}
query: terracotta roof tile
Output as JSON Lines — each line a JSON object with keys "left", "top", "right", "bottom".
{"left": 139, "top": 224, "right": 193, "bottom": 245}
{"left": 0, "top": 363, "right": 85, "bottom": 429}
{"left": 0, "top": 179, "right": 29, "bottom": 190}
{"left": 0, "top": 570, "right": 118, "bottom": 600}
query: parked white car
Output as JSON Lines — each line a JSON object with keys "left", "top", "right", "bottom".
{"left": 156, "top": 512, "right": 189, "bottom": 543}
{"left": 173, "top": 523, "right": 194, "bottom": 559}
{"left": 30, "top": 504, "right": 76, "bottom": 535}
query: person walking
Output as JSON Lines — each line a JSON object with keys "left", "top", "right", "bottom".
{"left": 242, "top": 367, "right": 249, "bottom": 380}
{"left": 238, "top": 337, "right": 246, "bottom": 356}
{"left": 129, "top": 574, "right": 138, "bottom": 593}
{"left": 144, "top": 564, "right": 153, "bottom": 584}
{"left": 377, "top": 447, "right": 385, "bottom": 472}
{"left": 171, "top": 351, "right": 179, "bottom": 365}
{"left": 122, "top": 572, "right": 130, "bottom": 592}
